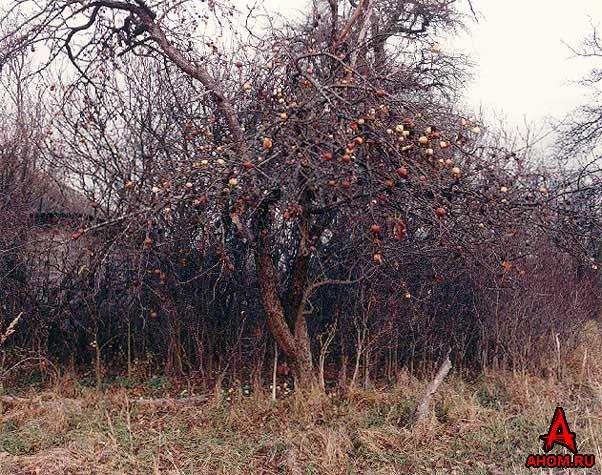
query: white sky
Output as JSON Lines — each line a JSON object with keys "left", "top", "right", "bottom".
{"left": 458, "top": 0, "right": 602, "bottom": 125}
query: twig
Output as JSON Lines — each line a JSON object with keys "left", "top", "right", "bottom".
{"left": 466, "top": 0, "right": 479, "bottom": 22}
{"left": 0, "top": 312, "right": 23, "bottom": 346}
{"left": 272, "top": 342, "right": 278, "bottom": 401}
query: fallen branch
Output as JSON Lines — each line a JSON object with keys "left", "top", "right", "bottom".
{"left": 133, "top": 395, "right": 209, "bottom": 406}
{"left": 412, "top": 349, "right": 452, "bottom": 426}
{"left": 0, "top": 395, "right": 30, "bottom": 404}
{"left": 0, "top": 394, "right": 209, "bottom": 407}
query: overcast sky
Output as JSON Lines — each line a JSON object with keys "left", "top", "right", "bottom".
{"left": 459, "top": 0, "right": 602, "bottom": 125}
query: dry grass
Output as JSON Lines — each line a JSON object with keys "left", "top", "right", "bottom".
{"left": 0, "top": 372, "right": 601, "bottom": 474}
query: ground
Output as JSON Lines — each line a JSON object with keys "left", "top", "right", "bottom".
{"left": 0, "top": 372, "right": 601, "bottom": 474}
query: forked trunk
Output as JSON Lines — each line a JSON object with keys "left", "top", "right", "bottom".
{"left": 254, "top": 210, "right": 317, "bottom": 390}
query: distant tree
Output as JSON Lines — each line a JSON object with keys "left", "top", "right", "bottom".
{"left": 557, "top": 25, "right": 602, "bottom": 155}
{"left": 555, "top": 25, "right": 602, "bottom": 318}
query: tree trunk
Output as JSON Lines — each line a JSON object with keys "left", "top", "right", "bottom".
{"left": 254, "top": 209, "right": 317, "bottom": 390}
{"left": 293, "top": 304, "right": 316, "bottom": 388}
{"left": 255, "top": 225, "right": 297, "bottom": 358}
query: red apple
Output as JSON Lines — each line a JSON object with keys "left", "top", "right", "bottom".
{"left": 396, "top": 167, "right": 409, "bottom": 178}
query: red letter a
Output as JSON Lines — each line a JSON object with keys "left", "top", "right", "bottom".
{"left": 539, "top": 407, "right": 577, "bottom": 454}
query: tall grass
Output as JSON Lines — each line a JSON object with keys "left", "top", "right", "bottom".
{"left": 1, "top": 371, "right": 601, "bottom": 474}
